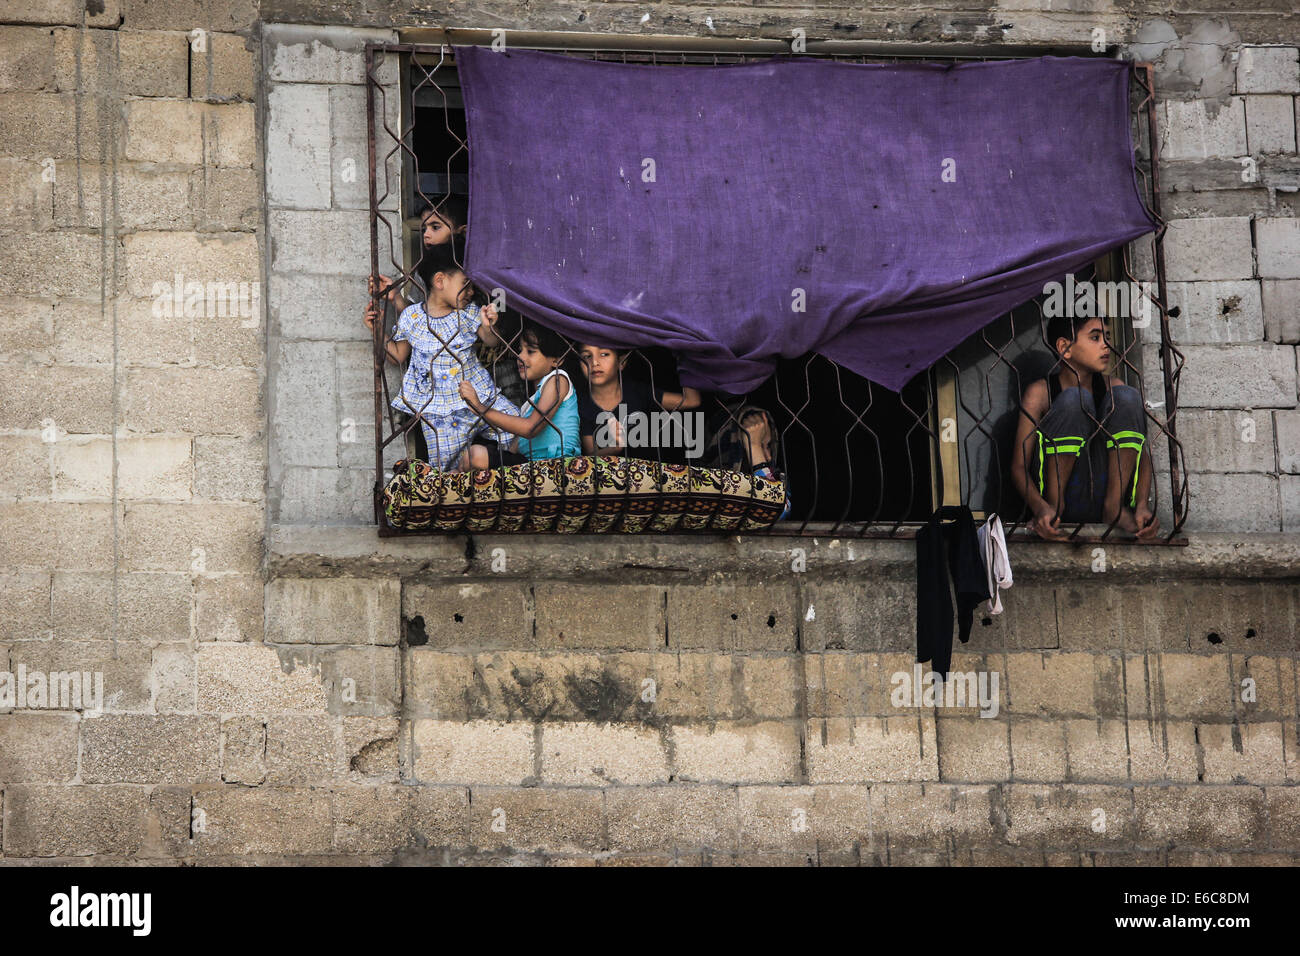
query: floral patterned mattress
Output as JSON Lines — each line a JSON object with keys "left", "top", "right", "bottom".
{"left": 382, "top": 455, "right": 787, "bottom": 533}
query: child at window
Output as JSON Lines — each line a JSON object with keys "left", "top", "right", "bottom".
{"left": 1011, "top": 314, "right": 1157, "bottom": 540}
{"left": 574, "top": 342, "right": 701, "bottom": 459}
{"left": 369, "top": 197, "right": 467, "bottom": 312}
{"left": 364, "top": 240, "right": 519, "bottom": 470}
{"left": 458, "top": 320, "right": 581, "bottom": 469}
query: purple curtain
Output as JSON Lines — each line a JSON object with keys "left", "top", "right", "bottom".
{"left": 457, "top": 46, "right": 1157, "bottom": 394}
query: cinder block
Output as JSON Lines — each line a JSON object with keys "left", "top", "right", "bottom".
{"left": 735, "top": 785, "right": 818, "bottom": 854}
{"left": 872, "top": 783, "right": 996, "bottom": 851}
{"left": 672, "top": 721, "right": 800, "bottom": 784}
{"left": 1176, "top": 344, "right": 1297, "bottom": 408}
{"left": 1158, "top": 653, "right": 1233, "bottom": 720}
{"left": 467, "top": 787, "right": 603, "bottom": 854}
{"left": 10, "top": 0, "right": 118, "bottom": 26}
{"left": 402, "top": 581, "right": 532, "bottom": 650}
{"left": 1283, "top": 476, "right": 1300, "bottom": 531}
{"left": 806, "top": 716, "right": 939, "bottom": 784}
{"left": 315, "top": 644, "right": 400, "bottom": 716}
{"left": 3, "top": 785, "right": 150, "bottom": 857}
{"left": 666, "top": 583, "right": 796, "bottom": 651}
{"left": 196, "top": 642, "right": 330, "bottom": 714}
{"left": 1004, "top": 784, "right": 1132, "bottom": 849}
{"left": 1054, "top": 586, "right": 1124, "bottom": 651}
{"left": 1126, "top": 719, "right": 1199, "bottom": 783}
{"left": 271, "top": 340, "right": 338, "bottom": 467}
{"left": 263, "top": 714, "right": 344, "bottom": 784}
{"left": 1199, "top": 721, "right": 1288, "bottom": 784}
{"left": 50, "top": 571, "right": 192, "bottom": 643}
{"left": 1161, "top": 98, "right": 1247, "bottom": 160}
{"left": 540, "top": 721, "right": 669, "bottom": 785}
{"left": 1183, "top": 473, "right": 1281, "bottom": 533}
{"left": 534, "top": 583, "right": 664, "bottom": 650}
{"left": 327, "top": 83, "right": 400, "bottom": 211}
{"left": 221, "top": 715, "right": 265, "bottom": 784}
{"left": 1151, "top": 280, "right": 1264, "bottom": 344}
{"left": 411, "top": 718, "right": 534, "bottom": 785}
{"left": 1132, "top": 785, "right": 1266, "bottom": 849}
{"left": 0, "top": 296, "right": 54, "bottom": 363}
{"left": 123, "top": 230, "right": 259, "bottom": 298}
{"left": 800, "top": 577, "right": 913, "bottom": 652}
{"left": 1236, "top": 46, "right": 1300, "bottom": 94}
{"left": 0, "top": 92, "right": 103, "bottom": 159}
{"left": 81, "top": 714, "right": 220, "bottom": 784}
{"left": 0, "top": 713, "right": 79, "bottom": 783}
{"left": 1262, "top": 280, "right": 1300, "bottom": 344}
{"left": 1009, "top": 720, "right": 1067, "bottom": 781}
{"left": 605, "top": 785, "right": 736, "bottom": 854}
{"left": 1176, "top": 409, "right": 1278, "bottom": 473}
{"left": 124, "top": 99, "right": 204, "bottom": 164}
{"left": 0, "top": 232, "right": 111, "bottom": 298}
{"left": 192, "top": 787, "right": 334, "bottom": 857}
{"left": 0, "top": 502, "right": 115, "bottom": 572}
{"left": 269, "top": 209, "right": 371, "bottom": 277}
{"left": 1232, "top": 654, "right": 1298, "bottom": 722}
{"left": 268, "top": 270, "right": 370, "bottom": 341}
{"left": 275, "top": 466, "right": 374, "bottom": 525}
{"left": 0, "top": 27, "right": 55, "bottom": 90}
{"left": 54, "top": 28, "right": 189, "bottom": 98}
{"left": 1161, "top": 217, "right": 1254, "bottom": 281}
{"left": 122, "top": 501, "right": 260, "bottom": 572}
{"left": 0, "top": 571, "right": 51, "bottom": 641}
{"left": 54, "top": 161, "right": 193, "bottom": 231}
{"left": 191, "top": 31, "right": 254, "bottom": 101}
{"left": 194, "top": 435, "right": 262, "bottom": 501}
{"left": 1265, "top": 787, "right": 1300, "bottom": 849}
{"left": 264, "top": 25, "right": 398, "bottom": 84}
{"left": 335, "top": 342, "right": 375, "bottom": 467}
{"left": 1005, "top": 652, "right": 1124, "bottom": 717}
{"left": 202, "top": 102, "right": 255, "bottom": 167}
{"left": 266, "top": 84, "right": 332, "bottom": 209}
{"left": 7, "top": 640, "right": 152, "bottom": 712}
{"left": 935, "top": 716, "right": 1010, "bottom": 782}
{"left": 1062, "top": 719, "right": 1130, "bottom": 782}
{"left": 1258, "top": 218, "right": 1300, "bottom": 279}
{"left": 1245, "top": 95, "right": 1297, "bottom": 154}
{"left": 151, "top": 644, "right": 195, "bottom": 713}
{"left": 732, "top": 655, "right": 801, "bottom": 719}
{"left": 0, "top": 434, "right": 50, "bottom": 499}
{"left": 332, "top": 785, "right": 469, "bottom": 854}
{"left": 195, "top": 573, "right": 262, "bottom": 642}
{"left": 124, "top": 366, "right": 261, "bottom": 435}
{"left": 191, "top": 166, "right": 259, "bottom": 231}
{"left": 342, "top": 715, "right": 400, "bottom": 780}
{"left": 266, "top": 577, "right": 400, "bottom": 646}
{"left": 0, "top": 158, "right": 53, "bottom": 232}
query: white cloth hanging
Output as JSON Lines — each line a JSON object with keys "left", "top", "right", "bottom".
{"left": 976, "top": 513, "right": 1013, "bottom": 615}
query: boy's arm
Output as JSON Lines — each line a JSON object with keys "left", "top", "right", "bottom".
{"left": 657, "top": 386, "right": 701, "bottom": 411}
{"left": 1011, "top": 381, "right": 1066, "bottom": 540}
{"left": 463, "top": 375, "right": 566, "bottom": 439}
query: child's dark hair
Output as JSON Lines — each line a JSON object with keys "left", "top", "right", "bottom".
{"left": 1045, "top": 313, "right": 1104, "bottom": 357}
{"left": 414, "top": 195, "right": 468, "bottom": 234}
{"left": 520, "top": 319, "right": 571, "bottom": 361}
{"left": 416, "top": 236, "right": 468, "bottom": 293}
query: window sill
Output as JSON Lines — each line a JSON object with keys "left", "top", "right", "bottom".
{"left": 268, "top": 525, "right": 1300, "bottom": 582}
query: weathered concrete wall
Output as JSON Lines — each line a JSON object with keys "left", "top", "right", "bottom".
{"left": 1, "top": 0, "right": 1299, "bottom": 865}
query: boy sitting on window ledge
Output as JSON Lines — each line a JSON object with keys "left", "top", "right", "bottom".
{"left": 1011, "top": 314, "right": 1158, "bottom": 541}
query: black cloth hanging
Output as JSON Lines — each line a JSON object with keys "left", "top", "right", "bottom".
{"left": 916, "top": 505, "right": 991, "bottom": 677}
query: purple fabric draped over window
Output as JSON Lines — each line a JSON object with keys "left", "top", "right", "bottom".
{"left": 456, "top": 46, "right": 1157, "bottom": 394}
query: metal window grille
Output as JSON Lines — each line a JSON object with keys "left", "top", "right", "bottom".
{"left": 365, "top": 36, "right": 1187, "bottom": 541}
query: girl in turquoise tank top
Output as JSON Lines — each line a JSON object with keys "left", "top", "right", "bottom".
{"left": 458, "top": 320, "right": 580, "bottom": 469}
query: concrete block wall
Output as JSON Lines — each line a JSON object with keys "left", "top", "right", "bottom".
{"left": 263, "top": 24, "right": 402, "bottom": 526}
{"left": 2, "top": 0, "right": 1300, "bottom": 865}
{"left": 1130, "top": 36, "right": 1300, "bottom": 532}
